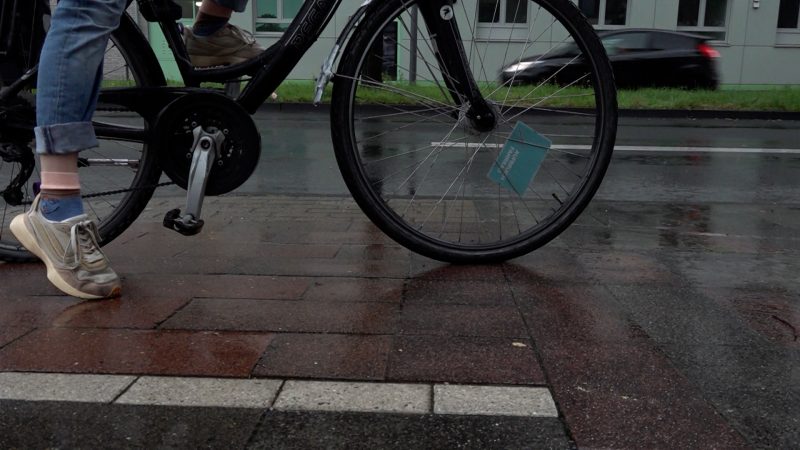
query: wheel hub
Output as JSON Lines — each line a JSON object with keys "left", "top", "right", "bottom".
{"left": 466, "top": 100, "right": 500, "bottom": 133}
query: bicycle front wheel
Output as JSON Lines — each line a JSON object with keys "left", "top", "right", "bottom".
{"left": 0, "top": 14, "right": 164, "bottom": 262}
{"left": 332, "top": 0, "right": 617, "bottom": 263}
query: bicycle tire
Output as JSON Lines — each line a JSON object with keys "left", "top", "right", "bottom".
{"left": 331, "top": 0, "right": 617, "bottom": 263}
{"left": 0, "top": 13, "right": 165, "bottom": 262}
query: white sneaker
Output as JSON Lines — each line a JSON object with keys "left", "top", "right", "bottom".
{"left": 10, "top": 195, "right": 121, "bottom": 299}
{"left": 185, "top": 24, "right": 265, "bottom": 67}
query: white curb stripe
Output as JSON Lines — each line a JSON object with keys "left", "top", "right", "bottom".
{"left": 116, "top": 377, "right": 283, "bottom": 408}
{"left": 0, "top": 372, "right": 136, "bottom": 403}
{"left": 274, "top": 380, "right": 431, "bottom": 414}
{"left": 434, "top": 384, "right": 558, "bottom": 417}
{"left": 0, "top": 372, "right": 558, "bottom": 417}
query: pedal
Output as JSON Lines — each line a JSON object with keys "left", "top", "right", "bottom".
{"left": 162, "top": 125, "right": 224, "bottom": 237}
{"left": 163, "top": 208, "right": 205, "bottom": 236}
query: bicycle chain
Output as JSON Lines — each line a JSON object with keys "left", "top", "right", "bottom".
{"left": 18, "top": 181, "right": 176, "bottom": 206}
{"left": 5, "top": 99, "right": 176, "bottom": 205}
{"left": 79, "top": 181, "right": 177, "bottom": 199}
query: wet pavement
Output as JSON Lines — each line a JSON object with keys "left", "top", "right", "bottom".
{"left": 1, "top": 110, "right": 799, "bottom": 448}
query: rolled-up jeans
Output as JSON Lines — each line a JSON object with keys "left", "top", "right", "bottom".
{"left": 35, "top": 0, "right": 248, "bottom": 155}
{"left": 214, "top": 0, "right": 248, "bottom": 12}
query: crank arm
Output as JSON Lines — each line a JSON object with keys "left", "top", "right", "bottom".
{"left": 163, "top": 126, "right": 225, "bottom": 236}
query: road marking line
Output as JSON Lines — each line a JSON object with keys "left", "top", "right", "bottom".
{"left": 610, "top": 145, "right": 800, "bottom": 154}
{"left": 432, "top": 142, "right": 800, "bottom": 154}
{"left": 0, "top": 373, "right": 559, "bottom": 417}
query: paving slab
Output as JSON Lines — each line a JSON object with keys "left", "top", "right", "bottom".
{"left": 0, "top": 296, "right": 82, "bottom": 327}
{"left": 387, "top": 335, "right": 545, "bottom": 385}
{"left": 398, "top": 304, "right": 528, "bottom": 338}
{"left": 160, "top": 298, "right": 399, "bottom": 334}
{"left": 0, "top": 328, "right": 273, "bottom": 377}
{"left": 0, "top": 327, "right": 30, "bottom": 348}
{"left": 253, "top": 333, "right": 392, "bottom": 380}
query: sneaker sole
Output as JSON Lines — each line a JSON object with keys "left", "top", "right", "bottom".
{"left": 190, "top": 55, "right": 251, "bottom": 68}
{"left": 10, "top": 215, "right": 120, "bottom": 300}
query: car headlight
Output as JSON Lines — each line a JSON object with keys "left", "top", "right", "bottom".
{"left": 503, "top": 60, "right": 543, "bottom": 73}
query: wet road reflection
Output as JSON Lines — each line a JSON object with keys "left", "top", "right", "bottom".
{"left": 224, "top": 110, "right": 800, "bottom": 204}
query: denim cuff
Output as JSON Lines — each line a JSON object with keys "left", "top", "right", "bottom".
{"left": 35, "top": 122, "right": 98, "bottom": 155}
{"left": 211, "top": 0, "right": 248, "bottom": 13}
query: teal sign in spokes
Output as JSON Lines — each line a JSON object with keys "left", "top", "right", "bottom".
{"left": 487, "top": 121, "right": 551, "bottom": 196}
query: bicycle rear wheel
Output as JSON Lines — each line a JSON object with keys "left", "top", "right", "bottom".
{"left": 332, "top": 0, "right": 617, "bottom": 263}
{"left": 0, "top": 14, "right": 164, "bottom": 262}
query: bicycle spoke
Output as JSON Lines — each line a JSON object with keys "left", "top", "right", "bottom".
{"left": 356, "top": 106, "right": 458, "bottom": 144}
{"left": 505, "top": 73, "right": 592, "bottom": 123}
{"left": 364, "top": 135, "right": 471, "bottom": 165}
{"left": 418, "top": 132, "right": 492, "bottom": 230}
{"left": 337, "top": 0, "right": 615, "bottom": 261}
{"left": 359, "top": 104, "right": 458, "bottom": 121}
{"left": 394, "top": 116, "right": 464, "bottom": 196}
{"left": 346, "top": 75, "right": 455, "bottom": 110}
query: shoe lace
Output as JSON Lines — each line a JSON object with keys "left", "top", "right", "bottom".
{"left": 227, "top": 24, "right": 256, "bottom": 45}
{"left": 65, "top": 220, "right": 106, "bottom": 267}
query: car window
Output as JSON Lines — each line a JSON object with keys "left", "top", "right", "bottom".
{"left": 602, "top": 33, "right": 651, "bottom": 55}
{"left": 651, "top": 33, "right": 695, "bottom": 50}
{"left": 548, "top": 42, "right": 580, "bottom": 58}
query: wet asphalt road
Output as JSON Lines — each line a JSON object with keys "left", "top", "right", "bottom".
{"left": 233, "top": 108, "right": 800, "bottom": 203}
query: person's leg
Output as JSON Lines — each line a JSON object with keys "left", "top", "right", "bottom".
{"left": 187, "top": 0, "right": 263, "bottom": 67}
{"left": 192, "top": 0, "right": 234, "bottom": 37}
{"left": 10, "top": 0, "right": 127, "bottom": 299}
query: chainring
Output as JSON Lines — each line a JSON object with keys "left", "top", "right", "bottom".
{"left": 154, "top": 92, "right": 261, "bottom": 196}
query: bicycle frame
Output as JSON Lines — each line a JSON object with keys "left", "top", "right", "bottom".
{"left": 155, "top": 0, "right": 344, "bottom": 112}
{"left": 151, "top": 0, "right": 494, "bottom": 119}
{"left": 2, "top": 0, "right": 496, "bottom": 139}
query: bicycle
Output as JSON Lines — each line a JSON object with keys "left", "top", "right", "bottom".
{"left": 0, "top": 0, "right": 617, "bottom": 264}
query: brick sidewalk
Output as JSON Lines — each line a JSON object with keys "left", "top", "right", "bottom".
{"left": 3, "top": 194, "right": 797, "bottom": 448}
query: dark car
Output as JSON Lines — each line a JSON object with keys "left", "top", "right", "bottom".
{"left": 500, "top": 29, "right": 720, "bottom": 90}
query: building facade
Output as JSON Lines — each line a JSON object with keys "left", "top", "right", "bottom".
{"left": 144, "top": 0, "right": 800, "bottom": 86}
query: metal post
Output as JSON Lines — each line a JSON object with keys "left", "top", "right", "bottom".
{"left": 409, "top": 5, "right": 418, "bottom": 84}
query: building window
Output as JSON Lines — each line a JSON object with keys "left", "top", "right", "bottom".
{"left": 255, "top": 0, "right": 302, "bottom": 33}
{"left": 778, "top": 0, "right": 800, "bottom": 29}
{"left": 478, "top": 0, "right": 529, "bottom": 25}
{"left": 576, "top": 0, "right": 629, "bottom": 26}
{"left": 476, "top": 0, "right": 529, "bottom": 41}
{"left": 677, "top": 0, "right": 729, "bottom": 40}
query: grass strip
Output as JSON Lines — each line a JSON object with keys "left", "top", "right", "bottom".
{"left": 105, "top": 79, "right": 800, "bottom": 112}
{"left": 274, "top": 80, "right": 800, "bottom": 112}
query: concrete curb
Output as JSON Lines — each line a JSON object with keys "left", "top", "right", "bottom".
{"left": 0, "top": 373, "right": 559, "bottom": 418}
